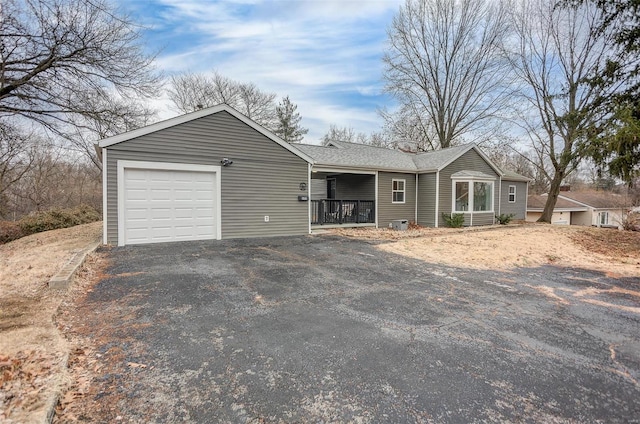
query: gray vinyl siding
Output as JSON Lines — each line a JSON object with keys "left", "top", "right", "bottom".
{"left": 500, "top": 180, "right": 528, "bottom": 219}
{"left": 105, "top": 111, "right": 308, "bottom": 244}
{"left": 470, "top": 213, "right": 495, "bottom": 226}
{"left": 335, "top": 174, "right": 375, "bottom": 200}
{"left": 377, "top": 172, "right": 416, "bottom": 227}
{"left": 417, "top": 173, "right": 436, "bottom": 227}
{"left": 439, "top": 149, "right": 499, "bottom": 227}
{"left": 310, "top": 179, "right": 326, "bottom": 200}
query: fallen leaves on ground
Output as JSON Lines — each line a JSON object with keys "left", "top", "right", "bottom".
{"left": 569, "top": 228, "right": 640, "bottom": 260}
{"left": 0, "top": 350, "right": 61, "bottom": 422}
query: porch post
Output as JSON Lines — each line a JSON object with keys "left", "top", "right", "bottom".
{"left": 375, "top": 171, "right": 379, "bottom": 228}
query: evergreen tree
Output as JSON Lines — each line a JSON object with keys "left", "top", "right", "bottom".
{"left": 274, "top": 96, "right": 308, "bottom": 143}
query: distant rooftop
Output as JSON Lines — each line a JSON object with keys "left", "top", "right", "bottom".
{"left": 559, "top": 190, "right": 632, "bottom": 209}
{"left": 527, "top": 190, "right": 632, "bottom": 211}
{"left": 527, "top": 194, "right": 588, "bottom": 211}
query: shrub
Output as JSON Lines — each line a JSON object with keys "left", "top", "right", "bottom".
{"left": 408, "top": 220, "right": 422, "bottom": 230}
{"left": 495, "top": 213, "right": 516, "bottom": 225}
{"left": 442, "top": 213, "right": 465, "bottom": 228}
{"left": 0, "top": 221, "right": 26, "bottom": 244}
{"left": 18, "top": 204, "right": 101, "bottom": 235}
{"left": 620, "top": 212, "right": 640, "bottom": 231}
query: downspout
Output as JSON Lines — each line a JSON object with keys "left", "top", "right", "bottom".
{"left": 102, "top": 148, "right": 108, "bottom": 245}
{"left": 415, "top": 173, "right": 418, "bottom": 224}
{"left": 308, "top": 163, "right": 312, "bottom": 234}
{"left": 497, "top": 176, "right": 502, "bottom": 224}
{"left": 525, "top": 180, "right": 529, "bottom": 221}
{"left": 434, "top": 171, "right": 440, "bottom": 227}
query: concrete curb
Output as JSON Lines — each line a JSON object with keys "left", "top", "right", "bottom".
{"left": 48, "top": 240, "right": 101, "bottom": 290}
{"left": 43, "top": 239, "right": 101, "bottom": 423}
{"left": 42, "top": 352, "right": 69, "bottom": 424}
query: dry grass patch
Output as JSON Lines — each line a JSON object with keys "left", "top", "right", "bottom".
{"left": 332, "top": 224, "right": 640, "bottom": 277}
{"left": 0, "top": 222, "right": 101, "bottom": 424}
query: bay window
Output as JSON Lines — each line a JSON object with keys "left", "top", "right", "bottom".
{"left": 453, "top": 179, "right": 494, "bottom": 213}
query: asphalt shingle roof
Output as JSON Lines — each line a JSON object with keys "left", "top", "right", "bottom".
{"left": 297, "top": 141, "right": 530, "bottom": 182}
{"left": 559, "top": 191, "right": 632, "bottom": 209}
{"left": 411, "top": 144, "right": 471, "bottom": 171}
{"left": 527, "top": 194, "right": 588, "bottom": 210}
{"left": 501, "top": 169, "right": 531, "bottom": 182}
{"left": 297, "top": 141, "right": 418, "bottom": 171}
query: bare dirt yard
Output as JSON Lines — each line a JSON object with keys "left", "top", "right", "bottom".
{"left": 0, "top": 222, "right": 101, "bottom": 424}
{"left": 332, "top": 223, "right": 640, "bottom": 278}
{"left": 1, "top": 222, "right": 639, "bottom": 422}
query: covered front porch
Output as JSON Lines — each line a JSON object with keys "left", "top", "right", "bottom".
{"left": 310, "top": 169, "right": 376, "bottom": 227}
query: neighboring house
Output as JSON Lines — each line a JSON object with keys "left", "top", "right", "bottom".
{"left": 526, "top": 195, "right": 589, "bottom": 225}
{"left": 526, "top": 191, "right": 632, "bottom": 228}
{"left": 99, "top": 104, "right": 529, "bottom": 246}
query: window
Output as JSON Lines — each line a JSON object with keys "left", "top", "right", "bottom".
{"left": 599, "top": 211, "right": 609, "bottom": 226}
{"left": 392, "top": 179, "right": 405, "bottom": 203}
{"left": 455, "top": 181, "right": 469, "bottom": 211}
{"left": 473, "top": 182, "right": 492, "bottom": 211}
{"left": 453, "top": 180, "right": 494, "bottom": 213}
{"left": 508, "top": 185, "right": 516, "bottom": 203}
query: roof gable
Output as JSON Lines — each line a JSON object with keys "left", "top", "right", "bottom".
{"left": 451, "top": 170, "right": 497, "bottom": 180}
{"left": 97, "top": 104, "right": 313, "bottom": 164}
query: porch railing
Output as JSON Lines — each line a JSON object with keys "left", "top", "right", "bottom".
{"left": 311, "top": 199, "right": 375, "bottom": 225}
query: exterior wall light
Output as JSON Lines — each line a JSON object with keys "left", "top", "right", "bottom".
{"left": 221, "top": 158, "right": 233, "bottom": 166}
{"left": 299, "top": 182, "right": 307, "bottom": 191}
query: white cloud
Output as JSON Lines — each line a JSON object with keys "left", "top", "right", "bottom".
{"left": 122, "top": 0, "right": 402, "bottom": 142}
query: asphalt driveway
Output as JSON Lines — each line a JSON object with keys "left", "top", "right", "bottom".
{"left": 61, "top": 235, "right": 640, "bottom": 422}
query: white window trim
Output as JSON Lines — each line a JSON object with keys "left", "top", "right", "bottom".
{"left": 599, "top": 211, "right": 609, "bottom": 226}
{"left": 392, "top": 178, "right": 406, "bottom": 204}
{"left": 508, "top": 185, "right": 516, "bottom": 203}
{"left": 451, "top": 179, "right": 495, "bottom": 214}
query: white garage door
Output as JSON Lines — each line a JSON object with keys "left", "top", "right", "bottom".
{"left": 122, "top": 167, "right": 217, "bottom": 245}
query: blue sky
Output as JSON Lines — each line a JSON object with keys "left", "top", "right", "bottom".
{"left": 119, "top": 0, "right": 403, "bottom": 143}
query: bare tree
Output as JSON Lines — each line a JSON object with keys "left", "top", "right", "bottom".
{"left": 321, "top": 125, "right": 357, "bottom": 145}
{"left": 0, "top": 0, "right": 161, "bottom": 146}
{"left": 63, "top": 96, "right": 156, "bottom": 168}
{"left": 383, "top": 0, "right": 511, "bottom": 149}
{"left": 7, "top": 140, "right": 101, "bottom": 219}
{"left": 485, "top": 144, "right": 550, "bottom": 194}
{"left": 0, "top": 124, "right": 35, "bottom": 218}
{"left": 167, "top": 71, "right": 277, "bottom": 129}
{"left": 379, "top": 104, "right": 440, "bottom": 151}
{"left": 507, "top": 0, "right": 620, "bottom": 222}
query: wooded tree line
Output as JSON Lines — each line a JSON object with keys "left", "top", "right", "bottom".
{"left": 0, "top": 0, "right": 638, "bottom": 222}
{"left": 326, "top": 0, "right": 640, "bottom": 221}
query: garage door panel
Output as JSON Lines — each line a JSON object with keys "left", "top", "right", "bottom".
{"left": 125, "top": 189, "right": 149, "bottom": 201}
{"left": 174, "top": 189, "right": 194, "bottom": 200}
{"left": 195, "top": 210, "right": 214, "bottom": 219}
{"left": 195, "top": 190, "right": 214, "bottom": 201}
{"left": 122, "top": 167, "right": 218, "bottom": 245}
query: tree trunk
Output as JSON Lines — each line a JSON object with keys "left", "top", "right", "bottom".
{"left": 538, "top": 170, "right": 564, "bottom": 223}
